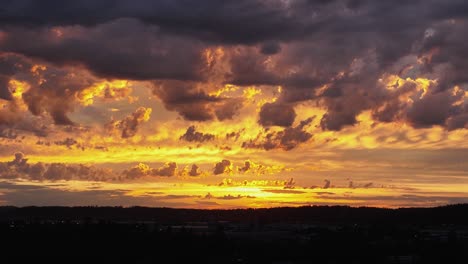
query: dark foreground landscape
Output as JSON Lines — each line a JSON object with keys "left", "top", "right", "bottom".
{"left": 2, "top": 205, "right": 468, "bottom": 263}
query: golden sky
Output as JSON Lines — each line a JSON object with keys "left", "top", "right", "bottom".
{"left": 0, "top": 0, "right": 467, "bottom": 208}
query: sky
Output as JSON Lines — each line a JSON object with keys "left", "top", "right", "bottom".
{"left": 0, "top": 0, "right": 468, "bottom": 208}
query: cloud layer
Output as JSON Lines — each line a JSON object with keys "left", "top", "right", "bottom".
{"left": 0, "top": 0, "right": 467, "bottom": 132}
{"left": 0, "top": 1, "right": 467, "bottom": 208}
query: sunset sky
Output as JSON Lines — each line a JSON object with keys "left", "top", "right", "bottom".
{"left": 0, "top": 0, "right": 467, "bottom": 208}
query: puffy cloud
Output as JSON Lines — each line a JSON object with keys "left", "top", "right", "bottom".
{"left": 238, "top": 161, "right": 251, "bottom": 173}
{"left": 236, "top": 160, "right": 287, "bottom": 175}
{"left": 43, "top": 163, "right": 74, "bottom": 181}
{"left": 121, "top": 163, "right": 149, "bottom": 180}
{"left": 179, "top": 126, "right": 215, "bottom": 143}
{"left": 0, "top": 53, "right": 131, "bottom": 130}
{"left": 213, "top": 159, "right": 232, "bottom": 175}
{"left": 106, "top": 107, "right": 152, "bottom": 138}
{"left": 20, "top": 62, "right": 100, "bottom": 126}
{"left": 122, "top": 162, "right": 178, "bottom": 179}
{"left": 151, "top": 162, "right": 177, "bottom": 177}
{"left": 28, "top": 162, "right": 46, "bottom": 181}
{"left": 47, "top": 164, "right": 114, "bottom": 181}
{"left": 189, "top": 164, "right": 201, "bottom": 177}
{"left": 243, "top": 117, "right": 314, "bottom": 150}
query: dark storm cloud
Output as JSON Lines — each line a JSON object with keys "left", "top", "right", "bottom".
{"left": 180, "top": 126, "right": 215, "bottom": 143}
{"left": 24, "top": 62, "right": 93, "bottom": 120}
{"left": 152, "top": 80, "right": 221, "bottom": 121}
{"left": 227, "top": 48, "right": 282, "bottom": 86}
{"left": 5, "top": 0, "right": 464, "bottom": 44}
{"left": 407, "top": 91, "right": 459, "bottom": 128}
{"left": 0, "top": 0, "right": 305, "bottom": 44}
{"left": 214, "top": 97, "right": 244, "bottom": 121}
{"left": 446, "top": 113, "right": 468, "bottom": 131}
{"left": 0, "top": 0, "right": 467, "bottom": 131}
{"left": 243, "top": 117, "right": 314, "bottom": 150}
{"left": 259, "top": 102, "right": 296, "bottom": 127}
{"left": 152, "top": 80, "right": 245, "bottom": 122}
{"left": 371, "top": 81, "right": 418, "bottom": 123}
{"left": 0, "top": 19, "right": 205, "bottom": 81}
{"left": 0, "top": 53, "right": 101, "bottom": 128}
{"left": 260, "top": 42, "right": 281, "bottom": 55}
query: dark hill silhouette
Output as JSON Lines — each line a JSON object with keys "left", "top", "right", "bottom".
{"left": 2, "top": 204, "right": 468, "bottom": 263}
{"left": 1, "top": 204, "right": 468, "bottom": 224}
